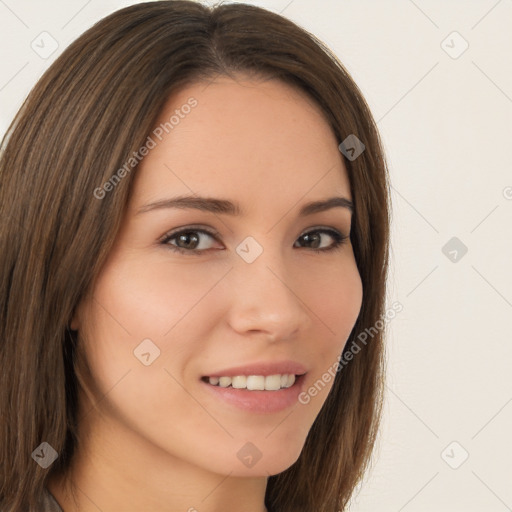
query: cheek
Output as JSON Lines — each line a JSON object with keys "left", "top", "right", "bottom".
{"left": 77, "top": 258, "right": 223, "bottom": 449}
{"left": 298, "top": 256, "right": 363, "bottom": 401}
{"left": 86, "top": 252, "right": 229, "bottom": 349}
{"left": 306, "top": 255, "right": 363, "bottom": 348}
{"left": 79, "top": 255, "right": 229, "bottom": 395}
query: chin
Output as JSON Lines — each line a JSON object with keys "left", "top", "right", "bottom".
{"left": 209, "top": 436, "right": 306, "bottom": 478}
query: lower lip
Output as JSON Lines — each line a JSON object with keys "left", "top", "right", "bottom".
{"left": 200, "top": 375, "right": 306, "bottom": 414}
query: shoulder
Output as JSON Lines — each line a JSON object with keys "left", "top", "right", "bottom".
{"left": 41, "top": 487, "right": 65, "bottom": 512}
{"left": 0, "top": 488, "right": 63, "bottom": 512}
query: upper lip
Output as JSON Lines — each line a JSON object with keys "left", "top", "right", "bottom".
{"left": 204, "top": 360, "right": 308, "bottom": 378}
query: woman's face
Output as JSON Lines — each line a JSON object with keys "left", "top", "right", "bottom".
{"left": 73, "top": 75, "right": 363, "bottom": 477}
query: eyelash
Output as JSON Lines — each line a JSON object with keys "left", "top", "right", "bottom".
{"left": 159, "top": 225, "right": 349, "bottom": 256}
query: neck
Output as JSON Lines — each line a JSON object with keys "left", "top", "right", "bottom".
{"left": 47, "top": 409, "right": 269, "bottom": 512}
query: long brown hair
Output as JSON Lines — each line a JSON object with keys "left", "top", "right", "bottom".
{"left": 0, "top": 1, "right": 390, "bottom": 510}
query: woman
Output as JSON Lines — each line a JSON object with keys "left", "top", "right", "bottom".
{"left": 0, "top": 1, "right": 390, "bottom": 511}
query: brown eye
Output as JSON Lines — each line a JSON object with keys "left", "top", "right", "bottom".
{"left": 160, "top": 226, "right": 348, "bottom": 256}
{"left": 294, "top": 228, "right": 349, "bottom": 252}
{"left": 161, "top": 227, "right": 221, "bottom": 255}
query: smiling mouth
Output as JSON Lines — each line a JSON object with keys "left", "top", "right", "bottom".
{"left": 201, "top": 374, "right": 305, "bottom": 391}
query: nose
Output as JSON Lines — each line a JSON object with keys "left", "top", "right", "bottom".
{"left": 225, "top": 246, "right": 312, "bottom": 342}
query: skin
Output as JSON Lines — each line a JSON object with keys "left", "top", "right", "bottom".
{"left": 48, "top": 74, "right": 363, "bottom": 512}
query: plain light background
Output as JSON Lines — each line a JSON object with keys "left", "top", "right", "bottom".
{"left": 1, "top": 1, "right": 511, "bottom": 511}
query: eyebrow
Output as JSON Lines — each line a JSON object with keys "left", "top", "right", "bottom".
{"left": 136, "top": 195, "right": 353, "bottom": 216}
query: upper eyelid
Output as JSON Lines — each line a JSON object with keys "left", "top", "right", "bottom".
{"left": 159, "top": 225, "right": 220, "bottom": 243}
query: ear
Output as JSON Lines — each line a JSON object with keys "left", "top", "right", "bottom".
{"left": 69, "top": 303, "right": 82, "bottom": 331}
{"left": 70, "top": 314, "right": 79, "bottom": 331}
{"left": 70, "top": 319, "right": 78, "bottom": 331}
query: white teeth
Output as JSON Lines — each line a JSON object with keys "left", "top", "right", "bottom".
{"left": 231, "top": 376, "right": 247, "bottom": 389}
{"left": 218, "top": 376, "right": 231, "bottom": 388}
{"left": 264, "top": 374, "right": 282, "bottom": 390}
{"left": 246, "top": 375, "right": 265, "bottom": 390}
{"left": 206, "top": 374, "right": 297, "bottom": 390}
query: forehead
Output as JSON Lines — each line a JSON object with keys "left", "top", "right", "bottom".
{"left": 131, "top": 76, "right": 351, "bottom": 215}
